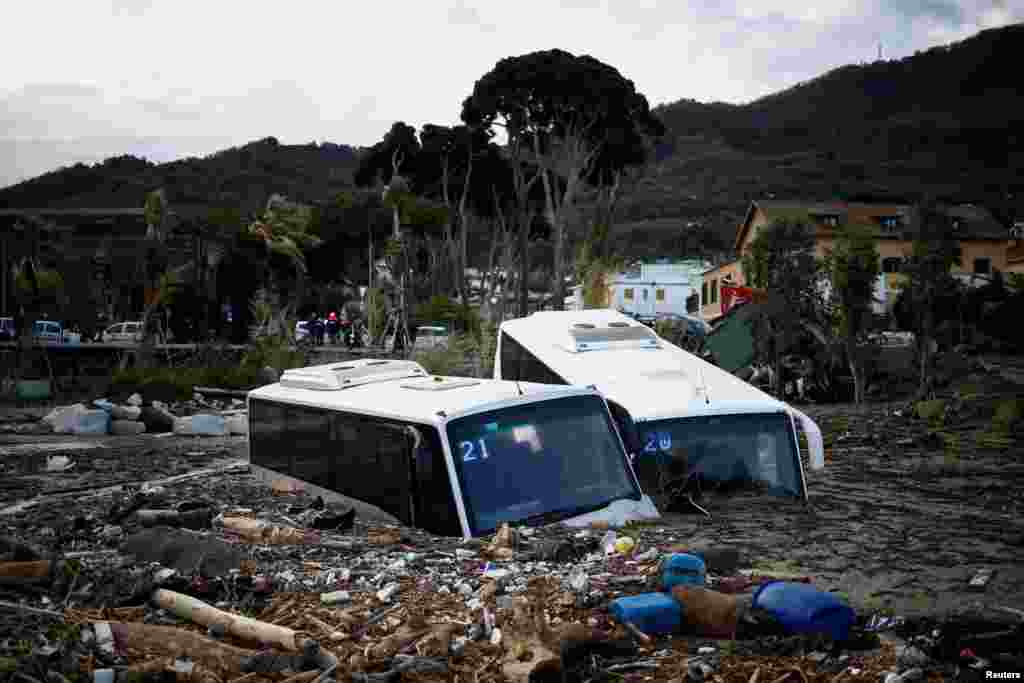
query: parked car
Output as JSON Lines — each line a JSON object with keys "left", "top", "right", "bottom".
{"left": 102, "top": 321, "right": 144, "bottom": 343}
{"left": 0, "top": 317, "right": 15, "bottom": 341}
{"left": 32, "top": 320, "right": 66, "bottom": 343}
{"left": 295, "top": 321, "right": 311, "bottom": 341}
{"left": 415, "top": 325, "right": 450, "bottom": 350}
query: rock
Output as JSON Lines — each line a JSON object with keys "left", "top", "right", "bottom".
{"left": 72, "top": 409, "right": 111, "bottom": 434}
{"left": 110, "top": 405, "right": 142, "bottom": 421}
{"left": 140, "top": 406, "right": 175, "bottom": 433}
{"left": 44, "top": 404, "right": 88, "bottom": 433}
{"left": 174, "top": 414, "right": 228, "bottom": 436}
{"left": 120, "top": 528, "right": 243, "bottom": 578}
{"left": 900, "top": 668, "right": 924, "bottom": 682}
{"left": 126, "top": 393, "right": 143, "bottom": 406}
{"left": 111, "top": 419, "right": 146, "bottom": 436}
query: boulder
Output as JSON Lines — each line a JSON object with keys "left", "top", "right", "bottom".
{"left": 226, "top": 414, "right": 248, "bottom": 436}
{"left": 72, "top": 409, "right": 111, "bottom": 435}
{"left": 110, "top": 405, "right": 142, "bottom": 421}
{"left": 174, "top": 414, "right": 228, "bottom": 436}
{"left": 139, "top": 406, "right": 175, "bottom": 433}
{"left": 44, "top": 404, "right": 89, "bottom": 434}
{"left": 111, "top": 420, "right": 146, "bottom": 436}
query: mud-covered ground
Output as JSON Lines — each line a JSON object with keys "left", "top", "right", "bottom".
{"left": 2, "top": 359, "right": 1023, "bottom": 620}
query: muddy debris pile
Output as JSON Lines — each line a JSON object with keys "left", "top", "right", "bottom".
{"left": 3, "top": 468, "right": 1019, "bottom": 682}
{"left": 0, "top": 392, "right": 248, "bottom": 438}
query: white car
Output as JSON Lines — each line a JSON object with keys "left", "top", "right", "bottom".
{"left": 295, "top": 321, "right": 311, "bottom": 341}
{"left": 415, "top": 325, "right": 450, "bottom": 350}
{"left": 102, "top": 321, "right": 144, "bottom": 343}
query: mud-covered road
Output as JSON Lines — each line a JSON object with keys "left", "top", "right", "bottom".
{"left": 2, "top": 365, "right": 1022, "bottom": 620}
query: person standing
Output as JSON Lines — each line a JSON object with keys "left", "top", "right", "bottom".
{"left": 326, "top": 312, "right": 339, "bottom": 345}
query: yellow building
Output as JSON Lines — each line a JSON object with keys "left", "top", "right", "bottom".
{"left": 702, "top": 200, "right": 1012, "bottom": 321}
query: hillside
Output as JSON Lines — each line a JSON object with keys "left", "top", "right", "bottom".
{"left": 2, "top": 23, "right": 1022, "bottom": 262}
{"left": 0, "top": 137, "right": 361, "bottom": 213}
{"left": 614, "top": 22, "right": 1024, "bottom": 254}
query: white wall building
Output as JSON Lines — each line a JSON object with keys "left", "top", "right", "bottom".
{"left": 607, "top": 260, "right": 710, "bottom": 318}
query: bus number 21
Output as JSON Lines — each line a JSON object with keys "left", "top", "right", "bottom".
{"left": 460, "top": 439, "right": 490, "bottom": 462}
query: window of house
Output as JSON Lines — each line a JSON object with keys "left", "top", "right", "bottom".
{"left": 702, "top": 282, "right": 708, "bottom": 305}
{"left": 710, "top": 279, "right": 718, "bottom": 304}
{"left": 820, "top": 215, "right": 839, "bottom": 227}
{"left": 642, "top": 289, "right": 649, "bottom": 301}
{"left": 882, "top": 257, "right": 902, "bottom": 274}
{"left": 974, "top": 257, "right": 991, "bottom": 275}
{"left": 656, "top": 288, "right": 666, "bottom": 302}
{"left": 623, "top": 288, "right": 634, "bottom": 301}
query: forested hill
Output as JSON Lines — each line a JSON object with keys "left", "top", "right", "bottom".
{"left": 2, "top": 23, "right": 1022, "bottom": 259}
{"left": 614, "top": 22, "right": 1024, "bottom": 255}
{"left": 0, "top": 137, "right": 362, "bottom": 212}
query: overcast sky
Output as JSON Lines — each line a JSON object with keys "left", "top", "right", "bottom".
{"left": 2, "top": 0, "right": 1020, "bottom": 190}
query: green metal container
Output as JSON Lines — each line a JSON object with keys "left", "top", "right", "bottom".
{"left": 15, "top": 379, "right": 52, "bottom": 401}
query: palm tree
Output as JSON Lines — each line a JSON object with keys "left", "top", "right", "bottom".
{"left": 247, "top": 194, "right": 322, "bottom": 338}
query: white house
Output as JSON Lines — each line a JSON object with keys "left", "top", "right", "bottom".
{"left": 607, "top": 260, "right": 710, "bottom": 318}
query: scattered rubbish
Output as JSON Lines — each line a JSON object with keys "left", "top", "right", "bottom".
{"left": 671, "top": 585, "right": 739, "bottom": 638}
{"left": 968, "top": 567, "right": 995, "bottom": 590}
{"left": 320, "top": 590, "right": 351, "bottom": 606}
{"left": 46, "top": 455, "right": 76, "bottom": 472}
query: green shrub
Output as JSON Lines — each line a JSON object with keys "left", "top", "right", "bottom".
{"left": 110, "top": 366, "right": 263, "bottom": 400}
{"left": 241, "top": 336, "right": 307, "bottom": 372}
{"left": 413, "top": 332, "right": 479, "bottom": 377}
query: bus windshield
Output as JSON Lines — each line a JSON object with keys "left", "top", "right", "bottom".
{"left": 446, "top": 394, "right": 641, "bottom": 536}
{"left": 632, "top": 411, "right": 805, "bottom": 499}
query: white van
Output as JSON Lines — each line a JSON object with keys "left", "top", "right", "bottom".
{"left": 494, "top": 309, "right": 824, "bottom": 501}
{"left": 247, "top": 358, "right": 659, "bottom": 539}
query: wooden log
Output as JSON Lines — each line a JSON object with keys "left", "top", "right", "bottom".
{"left": 0, "top": 560, "right": 51, "bottom": 580}
{"left": 108, "top": 622, "right": 255, "bottom": 676}
{"left": 153, "top": 589, "right": 305, "bottom": 651}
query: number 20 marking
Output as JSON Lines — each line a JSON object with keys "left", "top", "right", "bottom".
{"left": 460, "top": 439, "right": 490, "bottom": 462}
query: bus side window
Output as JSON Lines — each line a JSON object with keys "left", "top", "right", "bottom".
{"left": 289, "top": 406, "right": 331, "bottom": 490}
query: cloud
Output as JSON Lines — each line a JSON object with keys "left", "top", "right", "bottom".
{"left": 1, "top": 0, "right": 1020, "bottom": 187}
{"left": 448, "top": 0, "right": 497, "bottom": 32}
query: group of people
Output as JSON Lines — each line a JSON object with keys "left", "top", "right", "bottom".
{"left": 305, "top": 311, "right": 365, "bottom": 348}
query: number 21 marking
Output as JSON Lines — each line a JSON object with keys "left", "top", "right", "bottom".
{"left": 460, "top": 439, "right": 489, "bottom": 462}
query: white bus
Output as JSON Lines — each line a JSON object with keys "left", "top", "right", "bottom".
{"left": 247, "top": 358, "right": 659, "bottom": 539}
{"left": 493, "top": 310, "right": 825, "bottom": 502}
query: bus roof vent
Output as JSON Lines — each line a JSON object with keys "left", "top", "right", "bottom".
{"left": 279, "top": 359, "right": 428, "bottom": 391}
{"left": 561, "top": 322, "right": 660, "bottom": 353}
{"left": 400, "top": 376, "right": 482, "bottom": 391}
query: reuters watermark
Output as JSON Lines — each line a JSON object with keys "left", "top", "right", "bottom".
{"left": 986, "top": 673, "right": 1022, "bottom": 680}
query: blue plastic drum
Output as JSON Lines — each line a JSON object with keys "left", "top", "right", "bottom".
{"left": 751, "top": 581, "right": 856, "bottom": 641}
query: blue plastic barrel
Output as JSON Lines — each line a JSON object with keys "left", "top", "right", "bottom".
{"left": 661, "top": 553, "right": 706, "bottom": 591}
{"left": 751, "top": 581, "right": 856, "bottom": 641}
{"left": 609, "top": 592, "right": 682, "bottom": 636}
